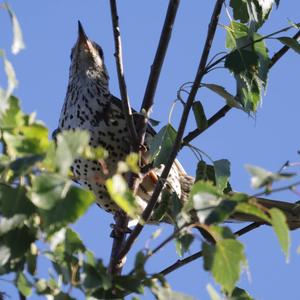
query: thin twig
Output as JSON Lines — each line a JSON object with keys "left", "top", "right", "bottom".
{"left": 182, "top": 29, "right": 300, "bottom": 146}
{"left": 147, "top": 223, "right": 189, "bottom": 258}
{"left": 109, "top": 0, "right": 138, "bottom": 148}
{"left": 118, "top": 0, "right": 225, "bottom": 263}
{"left": 109, "top": 0, "right": 134, "bottom": 275}
{"left": 158, "top": 222, "right": 260, "bottom": 276}
{"left": 140, "top": 0, "right": 180, "bottom": 113}
{"left": 135, "top": 0, "right": 181, "bottom": 152}
{"left": 182, "top": 104, "right": 231, "bottom": 146}
{"left": 270, "top": 29, "right": 300, "bottom": 68}
{"left": 251, "top": 180, "right": 300, "bottom": 199}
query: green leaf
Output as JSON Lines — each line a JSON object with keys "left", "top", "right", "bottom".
{"left": 106, "top": 174, "right": 139, "bottom": 219}
{"left": 206, "top": 284, "right": 222, "bottom": 300}
{"left": 231, "top": 287, "right": 254, "bottom": 300}
{"left": 0, "top": 214, "right": 26, "bottom": 235}
{"left": 64, "top": 228, "right": 86, "bottom": 254}
{"left": 230, "top": 0, "right": 249, "bottom": 23}
{"left": 16, "top": 272, "right": 32, "bottom": 297}
{"left": 270, "top": 208, "right": 290, "bottom": 261}
{"left": 151, "top": 284, "right": 196, "bottom": 300}
{"left": 188, "top": 181, "right": 221, "bottom": 223}
{"left": 205, "top": 200, "right": 238, "bottom": 225}
{"left": 134, "top": 251, "right": 147, "bottom": 277}
{"left": 278, "top": 37, "right": 300, "bottom": 54}
{"left": 0, "top": 96, "right": 24, "bottom": 128}
{"left": 224, "top": 22, "right": 270, "bottom": 112}
{"left": 245, "top": 164, "right": 295, "bottom": 189}
{"left": 151, "top": 190, "right": 170, "bottom": 222}
{"left": 0, "top": 51, "right": 18, "bottom": 108}
{"left": 29, "top": 173, "right": 70, "bottom": 210}
{"left": 3, "top": 226, "right": 36, "bottom": 259}
{"left": 236, "top": 202, "right": 271, "bottom": 223}
{"left": 176, "top": 233, "right": 194, "bottom": 257}
{"left": 203, "top": 234, "right": 246, "bottom": 294}
{"left": 3, "top": 124, "right": 49, "bottom": 158}
{"left": 225, "top": 21, "right": 249, "bottom": 49}
{"left": 149, "top": 124, "right": 177, "bottom": 167}
{"left": 115, "top": 275, "right": 144, "bottom": 294}
{"left": 39, "top": 186, "right": 94, "bottom": 231}
{"left": 192, "top": 101, "right": 207, "bottom": 130}
{"left": 54, "top": 292, "right": 76, "bottom": 300}
{"left": 4, "top": 3, "right": 25, "bottom": 54}
{"left": 83, "top": 260, "right": 111, "bottom": 291}
{"left": 196, "top": 161, "right": 225, "bottom": 189}
{"left": 126, "top": 152, "right": 140, "bottom": 173}
{"left": 202, "top": 83, "right": 242, "bottom": 109}
{"left": 0, "top": 185, "right": 35, "bottom": 217}
{"left": 225, "top": 50, "right": 258, "bottom": 74}
{"left": 10, "top": 154, "right": 44, "bottom": 178}
{"left": 251, "top": 0, "right": 274, "bottom": 26}
{"left": 0, "top": 245, "right": 11, "bottom": 267}
{"left": 55, "top": 130, "right": 90, "bottom": 175}
{"left": 230, "top": 0, "right": 275, "bottom": 28}
{"left": 214, "top": 159, "right": 231, "bottom": 192}
{"left": 26, "top": 243, "right": 38, "bottom": 275}
{"left": 35, "top": 279, "right": 51, "bottom": 295}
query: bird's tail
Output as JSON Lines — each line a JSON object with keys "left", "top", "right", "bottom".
{"left": 179, "top": 174, "right": 300, "bottom": 230}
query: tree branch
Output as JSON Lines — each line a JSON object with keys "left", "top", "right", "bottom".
{"left": 109, "top": 0, "right": 139, "bottom": 148}
{"left": 182, "top": 28, "right": 300, "bottom": 146}
{"left": 109, "top": 0, "right": 134, "bottom": 275}
{"left": 158, "top": 222, "right": 261, "bottom": 276}
{"left": 108, "top": 211, "right": 129, "bottom": 275}
{"left": 140, "top": 0, "right": 180, "bottom": 113}
{"left": 118, "top": 0, "right": 225, "bottom": 263}
{"left": 135, "top": 0, "right": 181, "bottom": 152}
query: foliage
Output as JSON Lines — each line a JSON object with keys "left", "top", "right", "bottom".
{"left": 0, "top": 1, "right": 299, "bottom": 299}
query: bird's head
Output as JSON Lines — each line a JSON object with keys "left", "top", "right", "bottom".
{"left": 69, "top": 21, "right": 109, "bottom": 85}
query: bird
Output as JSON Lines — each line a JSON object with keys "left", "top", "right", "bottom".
{"left": 57, "top": 21, "right": 193, "bottom": 220}
{"left": 57, "top": 21, "right": 300, "bottom": 229}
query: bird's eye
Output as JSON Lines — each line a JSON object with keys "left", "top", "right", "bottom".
{"left": 95, "top": 44, "right": 104, "bottom": 59}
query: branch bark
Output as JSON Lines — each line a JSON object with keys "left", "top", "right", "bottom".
{"left": 109, "top": 0, "right": 138, "bottom": 148}
{"left": 136, "top": 0, "right": 181, "bottom": 151}
{"left": 182, "top": 29, "right": 300, "bottom": 146}
{"left": 117, "top": 0, "right": 225, "bottom": 263}
{"left": 108, "top": 211, "right": 129, "bottom": 275}
{"left": 108, "top": 0, "right": 134, "bottom": 275}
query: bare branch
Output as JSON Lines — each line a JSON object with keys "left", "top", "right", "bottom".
{"left": 109, "top": 0, "right": 138, "bottom": 148}
{"left": 182, "top": 29, "right": 300, "bottom": 146}
{"left": 108, "top": 211, "right": 129, "bottom": 275}
{"left": 140, "top": 0, "right": 180, "bottom": 113}
{"left": 136, "top": 0, "right": 181, "bottom": 151}
{"left": 118, "top": 0, "right": 225, "bottom": 263}
{"left": 109, "top": 0, "right": 135, "bottom": 275}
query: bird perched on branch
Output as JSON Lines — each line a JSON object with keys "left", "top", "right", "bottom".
{"left": 56, "top": 22, "right": 300, "bottom": 229}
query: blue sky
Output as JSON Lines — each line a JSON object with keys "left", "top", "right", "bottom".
{"left": 1, "top": 1, "right": 300, "bottom": 299}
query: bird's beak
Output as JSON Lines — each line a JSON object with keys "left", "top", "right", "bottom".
{"left": 77, "top": 21, "right": 89, "bottom": 48}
